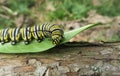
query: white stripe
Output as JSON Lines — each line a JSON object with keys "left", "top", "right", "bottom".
{"left": 4, "top": 28, "right": 8, "bottom": 39}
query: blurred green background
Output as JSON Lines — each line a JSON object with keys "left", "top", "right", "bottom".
{"left": 0, "top": 0, "right": 120, "bottom": 28}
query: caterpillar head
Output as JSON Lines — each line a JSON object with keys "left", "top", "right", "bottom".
{"left": 52, "top": 35, "right": 62, "bottom": 45}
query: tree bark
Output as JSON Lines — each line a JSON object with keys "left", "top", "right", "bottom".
{"left": 0, "top": 42, "right": 120, "bottom": 76}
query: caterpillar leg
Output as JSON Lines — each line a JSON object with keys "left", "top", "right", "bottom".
{"left": 24, "top": 41, "right": 30, "bottom": 45}
{"left": 11, "top": 41, "right": 16, "bottom": 45}
{"left": 37, "top": 39, "right": 43, "bottom": 42}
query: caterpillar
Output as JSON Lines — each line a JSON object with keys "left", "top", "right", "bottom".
{"left": 0, "top": 23, "right": 64, "bottom": 45}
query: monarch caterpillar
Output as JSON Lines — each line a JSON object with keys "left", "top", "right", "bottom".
{"left": 0, "top": 23, "right": 64, "bottom": 45}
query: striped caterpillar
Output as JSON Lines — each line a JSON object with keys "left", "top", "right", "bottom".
{"left": 0, "top": 23, "right": 64, "bottom": 45}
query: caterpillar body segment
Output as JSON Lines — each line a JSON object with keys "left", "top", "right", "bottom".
{"left": 0, "top": 23, "right": 64, "bottom": 45}
{"left": 20, "top": 27, "right": 32, "bottom": 45}
{"left": 0, "top": 28, "right": 9, "bottom": 44}
{"left": 9, "top": 28, "right": 21, "bottom": 45}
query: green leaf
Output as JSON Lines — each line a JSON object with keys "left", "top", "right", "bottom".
{"left": 0, "top": 23, "right": 100, "bottom": 53}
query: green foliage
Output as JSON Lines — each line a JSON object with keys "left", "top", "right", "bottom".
{"left": 0, "top": 23, "right": 100, "bottom": 53}
{"left": 46, "top": 0, "right": 92, "bottom": 21}
{"left": 0, "top": 18, "right": 14, "bottom": 29}
{"left": 0, "top": 0, "right": 35, "bottom": 28}
{"left": 109, "top": 35, "right": 120, "bottom": 42}
{"left": 95, "top": 0, "right": 120, "bottom": 16}
{"left": 1, "top": 0, "right": 120, "bottom": 26}
{"left": 41, "top": 0, "right": 120, "bottom": 21}
{"left": 7, "top": 0, "right": 35, "bottom": 15}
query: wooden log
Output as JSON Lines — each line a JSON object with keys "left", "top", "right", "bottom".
{"left": 0, "top": 42, "right": 120, "bottom": 76}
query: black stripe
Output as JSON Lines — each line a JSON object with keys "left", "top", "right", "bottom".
{"left": 35, "top": 26, "right": 39, "bottom": 39}
{"left": 51, "top": 34, "right": 63, "bottom": 37}
{"left": 44, "top": 23, "right": 49, "bottom": 37}
{"left": 51, "top": 28, "right": 63, "bottom": 34}
{"left": 42, "top": 23, "right": 46, "bottom": 37}
{"left": 13, "top": 28, "right": 16, "bottom": 42}
{"left": 15, "top": 27, "right": 20, "bottom": 42}
{"left": 33, "top": 30, "right": 50, "bottom": 32}
{"left": 49, "top": 24, "right": 56, "bottom": 31}
{"left": 25, "top": 27, "right": 28, "bottom": 41}
{"left": 2, "top": 28, "right": 9, "bottom": 42}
